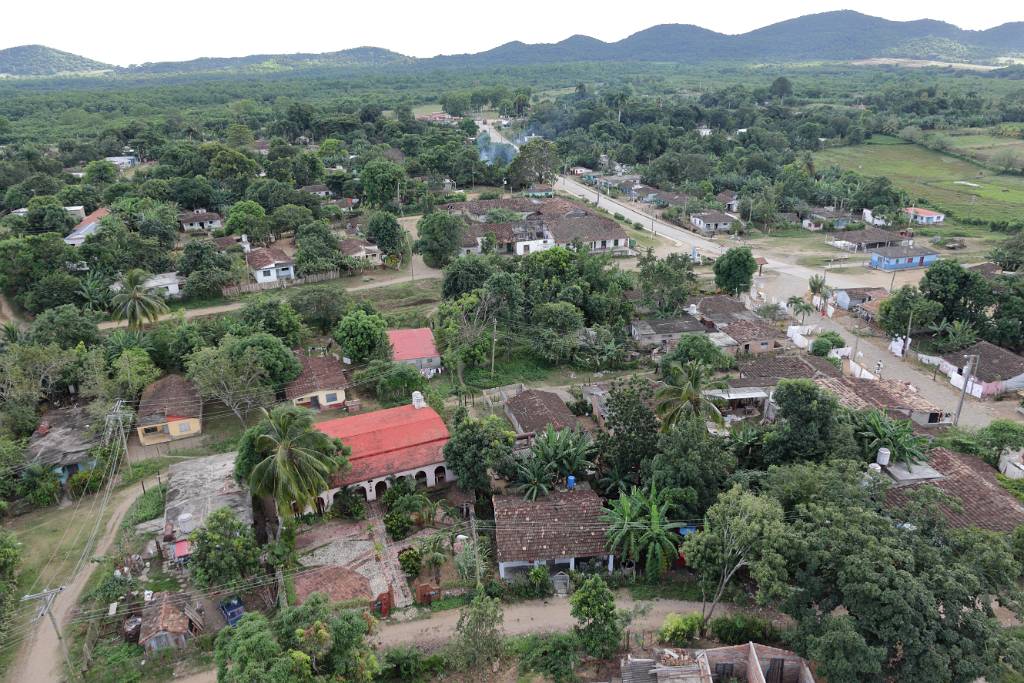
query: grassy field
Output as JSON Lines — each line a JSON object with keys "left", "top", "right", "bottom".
{"left": 943, "top": 129, "right": 1024, "bottom": 166}
{"left": 815, "top": 135, "right": 1024, "bottom": 224}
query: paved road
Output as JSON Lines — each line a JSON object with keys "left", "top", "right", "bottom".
{"left": 478, "top": 121, "right": 518, "bottom": 149}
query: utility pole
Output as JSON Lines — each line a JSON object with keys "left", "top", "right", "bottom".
{"left": 903, "top": 309, "right": 914, "bottom": 360}
{"left": 22, "top": 587, "right": 76, "bottom": 681}
{"left": 490, "top": 318, "right": 497, "bottom": 378}
{"left": 468, "top": 506, "right": 482, "bottom": 588}
{"left": 889, "top": 269, "right": 897, "bottom": 292}
{"left": 953, "top": 354, "right": 979, "bottom": 426}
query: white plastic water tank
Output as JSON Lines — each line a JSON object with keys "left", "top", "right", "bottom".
{"left": 876, "top": 447, "right": 891, "bottom": 467}
{"left": 411, "top": 391, "right": 426, "bottom": 409}
{"left": 688, "top": 304, "right": 698, "bottom": 316}
{"left": 867, "top": 463, "right": 882, "bottom": 474}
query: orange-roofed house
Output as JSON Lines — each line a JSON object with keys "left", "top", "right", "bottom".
{"left": 314, "top": 398, "right": 451, "bottom": 503}
{"left": 903, "top": 206, "right": 945, "bottom": 225}
{"left": 64, "top": 207, "right": 110, "bottom": 247}
{"left": 387, "top": 328, "right": 442, "bottom": 377}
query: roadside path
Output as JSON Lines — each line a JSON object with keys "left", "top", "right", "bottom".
{"left": 146, "top": 593, "right": 779, "bottom": 683}
{"left": 97, "top": 270, "right": 442, "bottom": 330}
{"left": 7, "top": 480, "right": 156, "bottom": 683}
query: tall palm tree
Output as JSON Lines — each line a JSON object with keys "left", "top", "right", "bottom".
{"left": 531, "top": 426, "right": 594, "bottom": 480}
{"left": 249, "top": 407, "right": 340, "bottom": 534}
{"left": 111, "top": 269, "right": 168, "bottom": 329}
{"left": 514, "top": 456, "right": 554, "bottom": 501}
{"left": 787, "top": 296, "right": 815, "bottom": 323}
{"left": 655, "top": 361, "right": 727, "bottom": 432}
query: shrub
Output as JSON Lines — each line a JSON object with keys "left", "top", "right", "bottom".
{"left": 384, "top": 510, "right": 412, "bottom": 540}
{"left": 379, "top": 646, "right": 446, "bottom": 682}
{"left": 613, "top": 212, "right": 625, "bottom": 220}
{"left": 659, "top": 612, "right": 702, "bottom": 646}
{"left": 121, "top": 485, "right": 167, "bottom": 529}
{"left": 477, "top": 190, "right": 501, "bottom": 200}
{"left": 708, "top": 613, "right": 778, "bottom": 645}
{"left": 634, "top": 221, "right": 645, "bottom": 229}
{"left": 399, "top": 548, "right": 422, "bottom": 576}
{"left": 86, "top": 643, "right": 144, "bottom": 683}
{"left": 529, "top": 566, "right": 554, "bottom": 597}
{"left": 516, "top": 633, "right": 581, "bottom": 683}
{"left": 811, "top": 330, "right": 846, "bottom": 356}
{"left": 330, "top": 488, "right": 367, "bottom": 520}
{"left": 68, "top": 468, "right": 105, "bottom": 498}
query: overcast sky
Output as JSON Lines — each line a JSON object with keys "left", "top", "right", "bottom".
{"left": 5, "top": 1, "right": 1021, "bottom": 66}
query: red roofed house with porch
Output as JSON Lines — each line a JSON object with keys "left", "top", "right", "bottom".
{"left": 387, "top": 328, "right": 443, "bottom": 377}
{"left": 313, "top": 398, "right": 451, "bottom": 503}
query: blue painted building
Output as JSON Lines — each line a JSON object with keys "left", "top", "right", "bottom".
{"left": 869, "top": 245, "right": 940, "bottom": 271}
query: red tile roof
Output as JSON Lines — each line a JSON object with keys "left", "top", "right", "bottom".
{"left": 285, "top": 354, "right": 349, "bottom": 400}
{"left": 886, "top": 448, "right": 1024, "bottom": 532}
{"left": 74, "top": 207, "right": 109, "bottom": 230}
{"left": 245, "top": 246, "right": 292, "bottom": 270}
{"left": 316, "top": 405, "right": 449, "bottom": 485}
{"left": 387, "top": 328, "right": 439, "bottom": 362}
{"left": 493, "top": 488, "right": 608, "bottom": 563}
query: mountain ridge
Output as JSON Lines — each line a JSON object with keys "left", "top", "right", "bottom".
{"left": 3, "top": 11, "right": 1023, "bottom": 77}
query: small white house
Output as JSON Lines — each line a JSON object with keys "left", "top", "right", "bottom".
{"left": 245, "top": 247, "right": 295, "bottom": 284}
{"left": 104, "top": 156, "right": 139, "bottom": 170}
{"left": 690, "top": 211, "right": 734, "bottom": 235}
{"left": 904, "top": 207, "right": 945, "bottom": 225}
{"left": 178, "top": 209, "right": 222, "bottom": 232}
{"left": 111, "top": 271, "right": 184, "bottom": 299}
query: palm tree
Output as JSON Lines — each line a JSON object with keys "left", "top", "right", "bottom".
{"left": 596, "top": 458, "right": 637, "bottom": 498}
{"left": 787, "top": 296, "right": 815, "bottom": 323}
{"left": 78, "top": 272, "right": 110, "bottom": 312}
{"left": 514, "top": 456, "right": 554, "bottom": 501}
{"left": 655, "top": 361, "right": 727, "bottom": 432}
{"left": 807, "top": 274, "right": 830, "bottom": 299}
{"left": 110, "top": 269, "right": 168, "bottom": 329}
{"left": 418, "top": 532, "right": 448, "bottom": 583}
{"left": 0, "top": 321, "right": 26, "bottom": 349}
{"left": 856, "top": 410, "right": 928, "bottom": 471}
{"left": 248, "top": 407, "right": 340, "bottom": 534}
{"left": 531, "top": 426, "right": 593, "bottom": 480}
{"left": 103, "top": 330, "right": 152, "bottom": 364}
{"left": 603, "top": 487, "right": 682, "bottom": 576}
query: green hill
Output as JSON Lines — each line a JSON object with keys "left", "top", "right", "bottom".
{"left": 0, "top": 45, "right": 112, "bottom": 76}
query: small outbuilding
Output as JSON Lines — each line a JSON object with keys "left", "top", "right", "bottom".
{"left": 869, "top": 245, "right": 939, "bottom": 271}
{"left": 136, "top": 375, "right": 202, "bottom": 446}
{"left": 286, "top": 353, "right": 349, "bottom": 411}
{"left": 139, "top": 592, "right": 202, "bottom": 653}
{"left": 504, "top": 389, "right": 579, "bottom": 436}
{"left": 27, "top": 406, "right": 102, "bottom": 484}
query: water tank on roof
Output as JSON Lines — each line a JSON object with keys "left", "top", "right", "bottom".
{"left": 566, "top": 475, "right": 576, "bottom": 490}
{"left": 876, "top": 448, "right": 891, "bottom": 467}
{"left": 411, "top": 391, "right": 426, "bottom": 409}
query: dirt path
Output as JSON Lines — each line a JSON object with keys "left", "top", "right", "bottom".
{"left": 6, "top": 482, "right": 154, "bottom": 683}
{"left": 97, "top": 270, "right": 442, "bottom": 330}
{"left": 142, "top": 593, "right": 773, "bottom": 683}
{"left": 372, "top": 594, "right": 771, "bottom": 650}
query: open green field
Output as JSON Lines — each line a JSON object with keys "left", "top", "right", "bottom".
{"left": 944, "top": 128, "right": 1024, "bottom": 166}
{"left": 815, "top": 136, "right": 1024, "bottom": 224}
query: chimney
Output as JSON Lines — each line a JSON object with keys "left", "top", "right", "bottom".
{"left": 876, "top": 447, "right": 891, "bottom": 467}
{"left": 411, "top": 391, "right": 426, "bottom": 409}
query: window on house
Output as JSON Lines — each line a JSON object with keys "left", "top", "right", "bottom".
{"left": 143, "top": 426, "right": 159, "bottom": 434}
{"left": 262, "top": 269, "right": 271, "bottom": 277}
{"left": 178, "top": 422, "right": 191, "bottom": 433}
{"left": 325, "top": 393, "right": 338, "bottom": 403}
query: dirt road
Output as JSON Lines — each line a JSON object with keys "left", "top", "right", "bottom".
{"left": 97, "top": 268, "right": 442, "bottom": 330}
{"left": 143, "top": 594, "right": 769, "bottom": 683}
{"left": 7, "top": 482, "right": 154, "bottom": 683}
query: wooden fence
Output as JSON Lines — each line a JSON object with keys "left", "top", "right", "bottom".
{"left": 221, "top": 269, "right": 342, "bottom": 297}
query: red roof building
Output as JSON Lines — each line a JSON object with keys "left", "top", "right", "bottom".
{"left": 387, "top": 328, "right": 442, "bottom": 375}
{"left": 315, "top": 404, "right": 450, "bottom": 500}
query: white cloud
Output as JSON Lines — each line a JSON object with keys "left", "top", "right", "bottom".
{"left": 4, "top": 0, "right": 1018, "bottom": 66}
